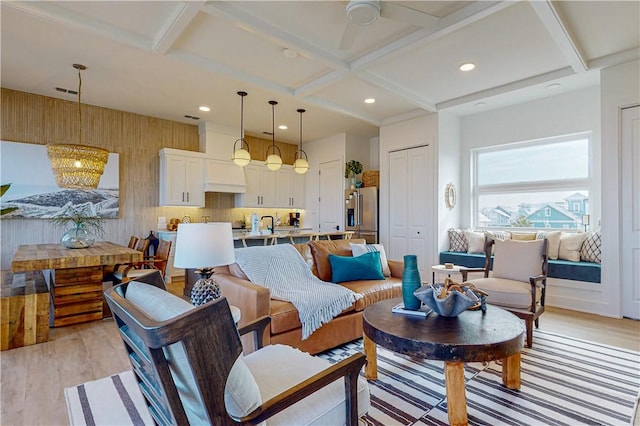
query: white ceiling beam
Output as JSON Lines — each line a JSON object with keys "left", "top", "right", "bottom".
{"left": 294, "top": 70, "right": 350, "bottom": 98}
{"left": 301, "top": 96, "right": 381, "bottom": 126}
{"left": 152, "top": 2, "right": 205, "bottom": 55}
{"left": 436, "top": 67, "right": 576, "bottom": 111}
{"left": 167, "top": 50, "right": 295, "bottom": 97}
{"left": 3, "top": 1, "right": 150, "bottom": 51}
{"left": 588, "top": 47, "right": 640, "bottom": 70}
{"left": 529, "top": 0, "right": 587, "bottom": 73}
{"left": 201, "top": 2, "right": 349, "bottom": 72}
{"left": 358, "top": 71, "right": 437, "bottom": 112}
{"left": 350, "top": 1, "right": 515, "bottom": 72}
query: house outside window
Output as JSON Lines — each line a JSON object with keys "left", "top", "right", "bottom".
{"left": 472, "top": 132, "right": 591, "bottom": 230}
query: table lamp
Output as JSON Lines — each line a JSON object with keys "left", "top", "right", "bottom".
{"left": 173, "top": 222, "right": 235, "bottom": 306}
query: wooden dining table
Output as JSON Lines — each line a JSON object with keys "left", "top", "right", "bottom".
{"left": 11, "top": 241, "right": 143, "bottom": 327}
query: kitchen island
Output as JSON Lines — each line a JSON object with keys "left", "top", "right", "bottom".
{"left": 233, "top": 229, "right": 354, "bottom": 247}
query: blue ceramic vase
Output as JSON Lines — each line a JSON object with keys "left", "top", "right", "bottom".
{"left": 402, "top": 254, "right": 422, "bottom": 310}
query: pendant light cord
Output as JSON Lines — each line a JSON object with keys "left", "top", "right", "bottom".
{"left": 240, "top": 94, "right": 244, "bottom": 140}
{"left": 77, "top": 68, "right": 82, "bottom": 145}
{"left": 271, "top": 102, "right": 275, "bottom": 150}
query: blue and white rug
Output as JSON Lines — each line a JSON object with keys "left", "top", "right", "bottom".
{"left": 65, "top": 330, "right": 639, "bottom": 425}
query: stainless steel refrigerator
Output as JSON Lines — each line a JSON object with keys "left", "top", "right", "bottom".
{"left": 345, "top": 187, "right": 378, "bottom": 243}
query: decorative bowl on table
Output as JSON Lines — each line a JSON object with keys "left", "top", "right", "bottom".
{"left": 413, "top": 284, "right": 480, "bottom": 317}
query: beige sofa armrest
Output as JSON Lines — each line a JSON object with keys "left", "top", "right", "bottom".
{"left": 388, "top": 259, "right": 404, "bottom": 278}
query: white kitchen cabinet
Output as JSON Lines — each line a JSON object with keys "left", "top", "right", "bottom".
{"left": 234, "top": 163, "right": 276, "bottom": 207}
{"left": 159, "top": 148, "right": 205, "bottom": 207}
{"left": 236, "top": 163, "right": 305, "bottom": 208}
{"left": 275, "top": 167, "right": 305, "bottom": 208}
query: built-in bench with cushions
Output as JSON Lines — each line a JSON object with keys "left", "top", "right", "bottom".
{"left": 439, "top": 251, "right": 601, "bottom": 283}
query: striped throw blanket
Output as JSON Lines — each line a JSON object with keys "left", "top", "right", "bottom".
{"left": 234, "top": 244, "right": 362, "bottom": 340}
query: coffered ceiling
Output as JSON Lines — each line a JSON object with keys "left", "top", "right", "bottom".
{"left": 1, "top": 1, "right": 638, "bottom": 144}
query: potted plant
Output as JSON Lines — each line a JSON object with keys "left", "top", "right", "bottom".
{"left": 1, "top": 183, "right": 18, "bottom": 216}
{"left": 49, "top": 203, "right": 104, "bottom": 249}
{"left": 345, "top": 160, "right": 363, "bottom": 189}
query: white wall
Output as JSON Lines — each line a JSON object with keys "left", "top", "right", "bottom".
{"left": 437, "top": 112, "right": 462, "bottom": 253}
{"left": 460, "top": 85, "right": 605, "bottom": 314}
{"left": 460, "top": 86, "right": 602, "bottom": 228}
{"left": 378, "top": 113, "right": 437, "bottom": 250}
{"left": 600, "top": 59, "right": 640, "bottom": 318}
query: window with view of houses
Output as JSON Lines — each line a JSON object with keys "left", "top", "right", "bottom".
{"left": 473, "top": 133, "right": 591, "bottom": 230}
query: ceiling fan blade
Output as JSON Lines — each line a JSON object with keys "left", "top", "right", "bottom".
{"left": 380, "top": 3, "right": 439, "bottom": 28}
{"left": 339, "top": 22, "right": 360, "bottom": 50}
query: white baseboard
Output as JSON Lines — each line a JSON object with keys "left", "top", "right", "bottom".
{"left": 545, "top": 277, "right": 612, "bottom": 317}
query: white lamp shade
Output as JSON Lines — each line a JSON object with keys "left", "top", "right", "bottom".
{"left": 173, "top": 222, "right": 235, "bottom": 269}
{"left": 265, "top": 154, "right": 282, "bottom": 171}
{"left": 293, "top": 158, "right": 309, "bottom": 174}
{"left": 232, "top": 148, "right": 251, "bottom": 166}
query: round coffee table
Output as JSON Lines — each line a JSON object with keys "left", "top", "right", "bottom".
{"left": 363, "top": 298, "right": 524, "bottom": 426}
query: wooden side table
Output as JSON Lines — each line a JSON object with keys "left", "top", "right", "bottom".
{"left": 431, "top": 264, "right": 467, "bottom": 284}
{"left": 363, "top": 298, "right": 524, "bottom": 426}
{"left": 1, "top": 271, "right": 49, "bottom": 350}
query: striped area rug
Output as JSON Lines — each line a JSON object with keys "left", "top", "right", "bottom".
{"left": 65, "top": 330, "right": 639, "bottom": 425}
{"left": 318, "top": 330, "right": 640, "bottom": 426}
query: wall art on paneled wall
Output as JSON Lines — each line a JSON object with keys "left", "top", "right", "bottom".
{"left": 0, "top": 141, "right": 119, "bottom": 218}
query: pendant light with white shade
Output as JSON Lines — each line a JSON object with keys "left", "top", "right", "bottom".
{"left": 293, "top": 108, "right": 309, "bottom": 174}
{"left": 231, "top": 91, "right": 251, "bottom": 166}
{"left": 265, "top": 100, "right": 282, "bottom": 171}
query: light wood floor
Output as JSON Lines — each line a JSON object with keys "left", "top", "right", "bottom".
{"left": 1, "top": 281, "right": 639, "bottom": 426}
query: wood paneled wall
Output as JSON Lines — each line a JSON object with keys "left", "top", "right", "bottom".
{"left": 0, "top": 88, "right": 299, "bottom": 269}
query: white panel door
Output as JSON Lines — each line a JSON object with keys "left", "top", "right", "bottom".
{"left": 389, "top": 150, "right": 408, "bottom": 260}
{"left": 319, "top": 159, "right": 343, "bottom": 233}
{"left": 388, "top": 145, "right": 433, "bottom": 277}
{"left": 622, "top": 105, "right": 640, "bottom": 319}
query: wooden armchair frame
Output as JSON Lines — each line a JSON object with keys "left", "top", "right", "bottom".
{"left": 461, "top": 237, "right": 548, "bottom": 347}
{"left": 112, "top": 239, "right": 171, "bottom": 284}
{"left": 105, "top": 272, "right": 366, "bottom": 425}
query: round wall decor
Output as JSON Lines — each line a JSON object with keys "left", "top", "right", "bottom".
{"left": 445, "top": 183, "right": 456, "bottom": 210}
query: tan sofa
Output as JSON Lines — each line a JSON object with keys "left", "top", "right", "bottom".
{"left": 212, "top": 239, "right": 403, "bottom": 354}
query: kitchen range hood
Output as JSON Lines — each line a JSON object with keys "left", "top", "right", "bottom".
{"left": 204, "top": 158, "right": 246, "bottom": 193}
{"left": 200, "top": 122, "right": 246, "bottom": 194}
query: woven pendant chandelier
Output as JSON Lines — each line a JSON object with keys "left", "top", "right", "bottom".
{"left": 47, "top": 64, "right": 109, "bottom": 189}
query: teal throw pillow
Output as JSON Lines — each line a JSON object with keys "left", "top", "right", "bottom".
{"left": 328, "top": 251, "right": 385, "bottom": 283}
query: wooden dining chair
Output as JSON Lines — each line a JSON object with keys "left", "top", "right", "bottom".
{"left": 112, "top": 239, "right": 171, "bottom": 284}
{"left": 127, "top": 235, "right": 139, "bottom": 249}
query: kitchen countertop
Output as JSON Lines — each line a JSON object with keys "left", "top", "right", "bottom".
{"left": 233, "top": 230, "right": 354, "bottom": 246}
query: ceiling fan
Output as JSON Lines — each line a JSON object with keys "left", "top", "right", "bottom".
{"left": 339, "top": 0, "right": 439, "bottom": 50}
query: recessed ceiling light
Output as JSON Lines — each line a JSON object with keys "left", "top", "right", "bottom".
{"left": 546, "top": 83, "right": 561, "bottom": 90}
{"left": 278, "top": 125, "right": 288, "bottom": 130}
{"left": 459, "top": 63, "right": 475, "bottom": 71}
{"left": 364, "top": 98, "right": 376, "bottom": 104}
{"left": 474, "top": 102, "right": 487, "bottom": 108}
{"left": 198, "top": 106, "right": 210, "bottom": 112}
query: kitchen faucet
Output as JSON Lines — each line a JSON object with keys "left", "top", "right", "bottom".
{"left": 261, "top": 215, "right": 275, "bottom": 232}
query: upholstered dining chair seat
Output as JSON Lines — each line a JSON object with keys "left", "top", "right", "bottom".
{"left": 464, "top": 277, "right": 542, "bottom": 310}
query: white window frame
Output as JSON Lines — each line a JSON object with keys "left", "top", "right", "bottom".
{"left": 472, "top": 132, "right": 592, "bottom": 230}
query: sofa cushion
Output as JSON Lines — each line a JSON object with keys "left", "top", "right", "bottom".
{"left": 580, "top": 230, "right": 601, "bottom": 263}
{"left": 464, "top": 230, "right": 485, "bottom": 254}
{"left": 448, "top": 228, "right": 468, "bottom": 252}
{"left": 329, "top": 252, "right": 385, "bottom": 283}
{"left": 558, "top": 232, "right": 587, "bottom": 262}
{"left": 269, "top": 299, "right": 355, "bottom": 334}
{"left": 536, "top": 230, "right": 562, "bottom": 260}
{"left": 340, "top": 277, "right": 402, "bottom": 311}
{"left": 350, "top": 243, "right": 391, "bottom": 276}
{"left": 308, "top": 239, "right": 366, "bottom": 282}
{"left": 228, "top": 243, "right": 312, "bottom": 281}
{"left": 511, "top": 232, "right": 537, "bottom": 241}
{"left": 465, "top": 277, "right": 540, "bottom": 309}
{"left": 493, "top": 239, "right": 545, "bottom": 282}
